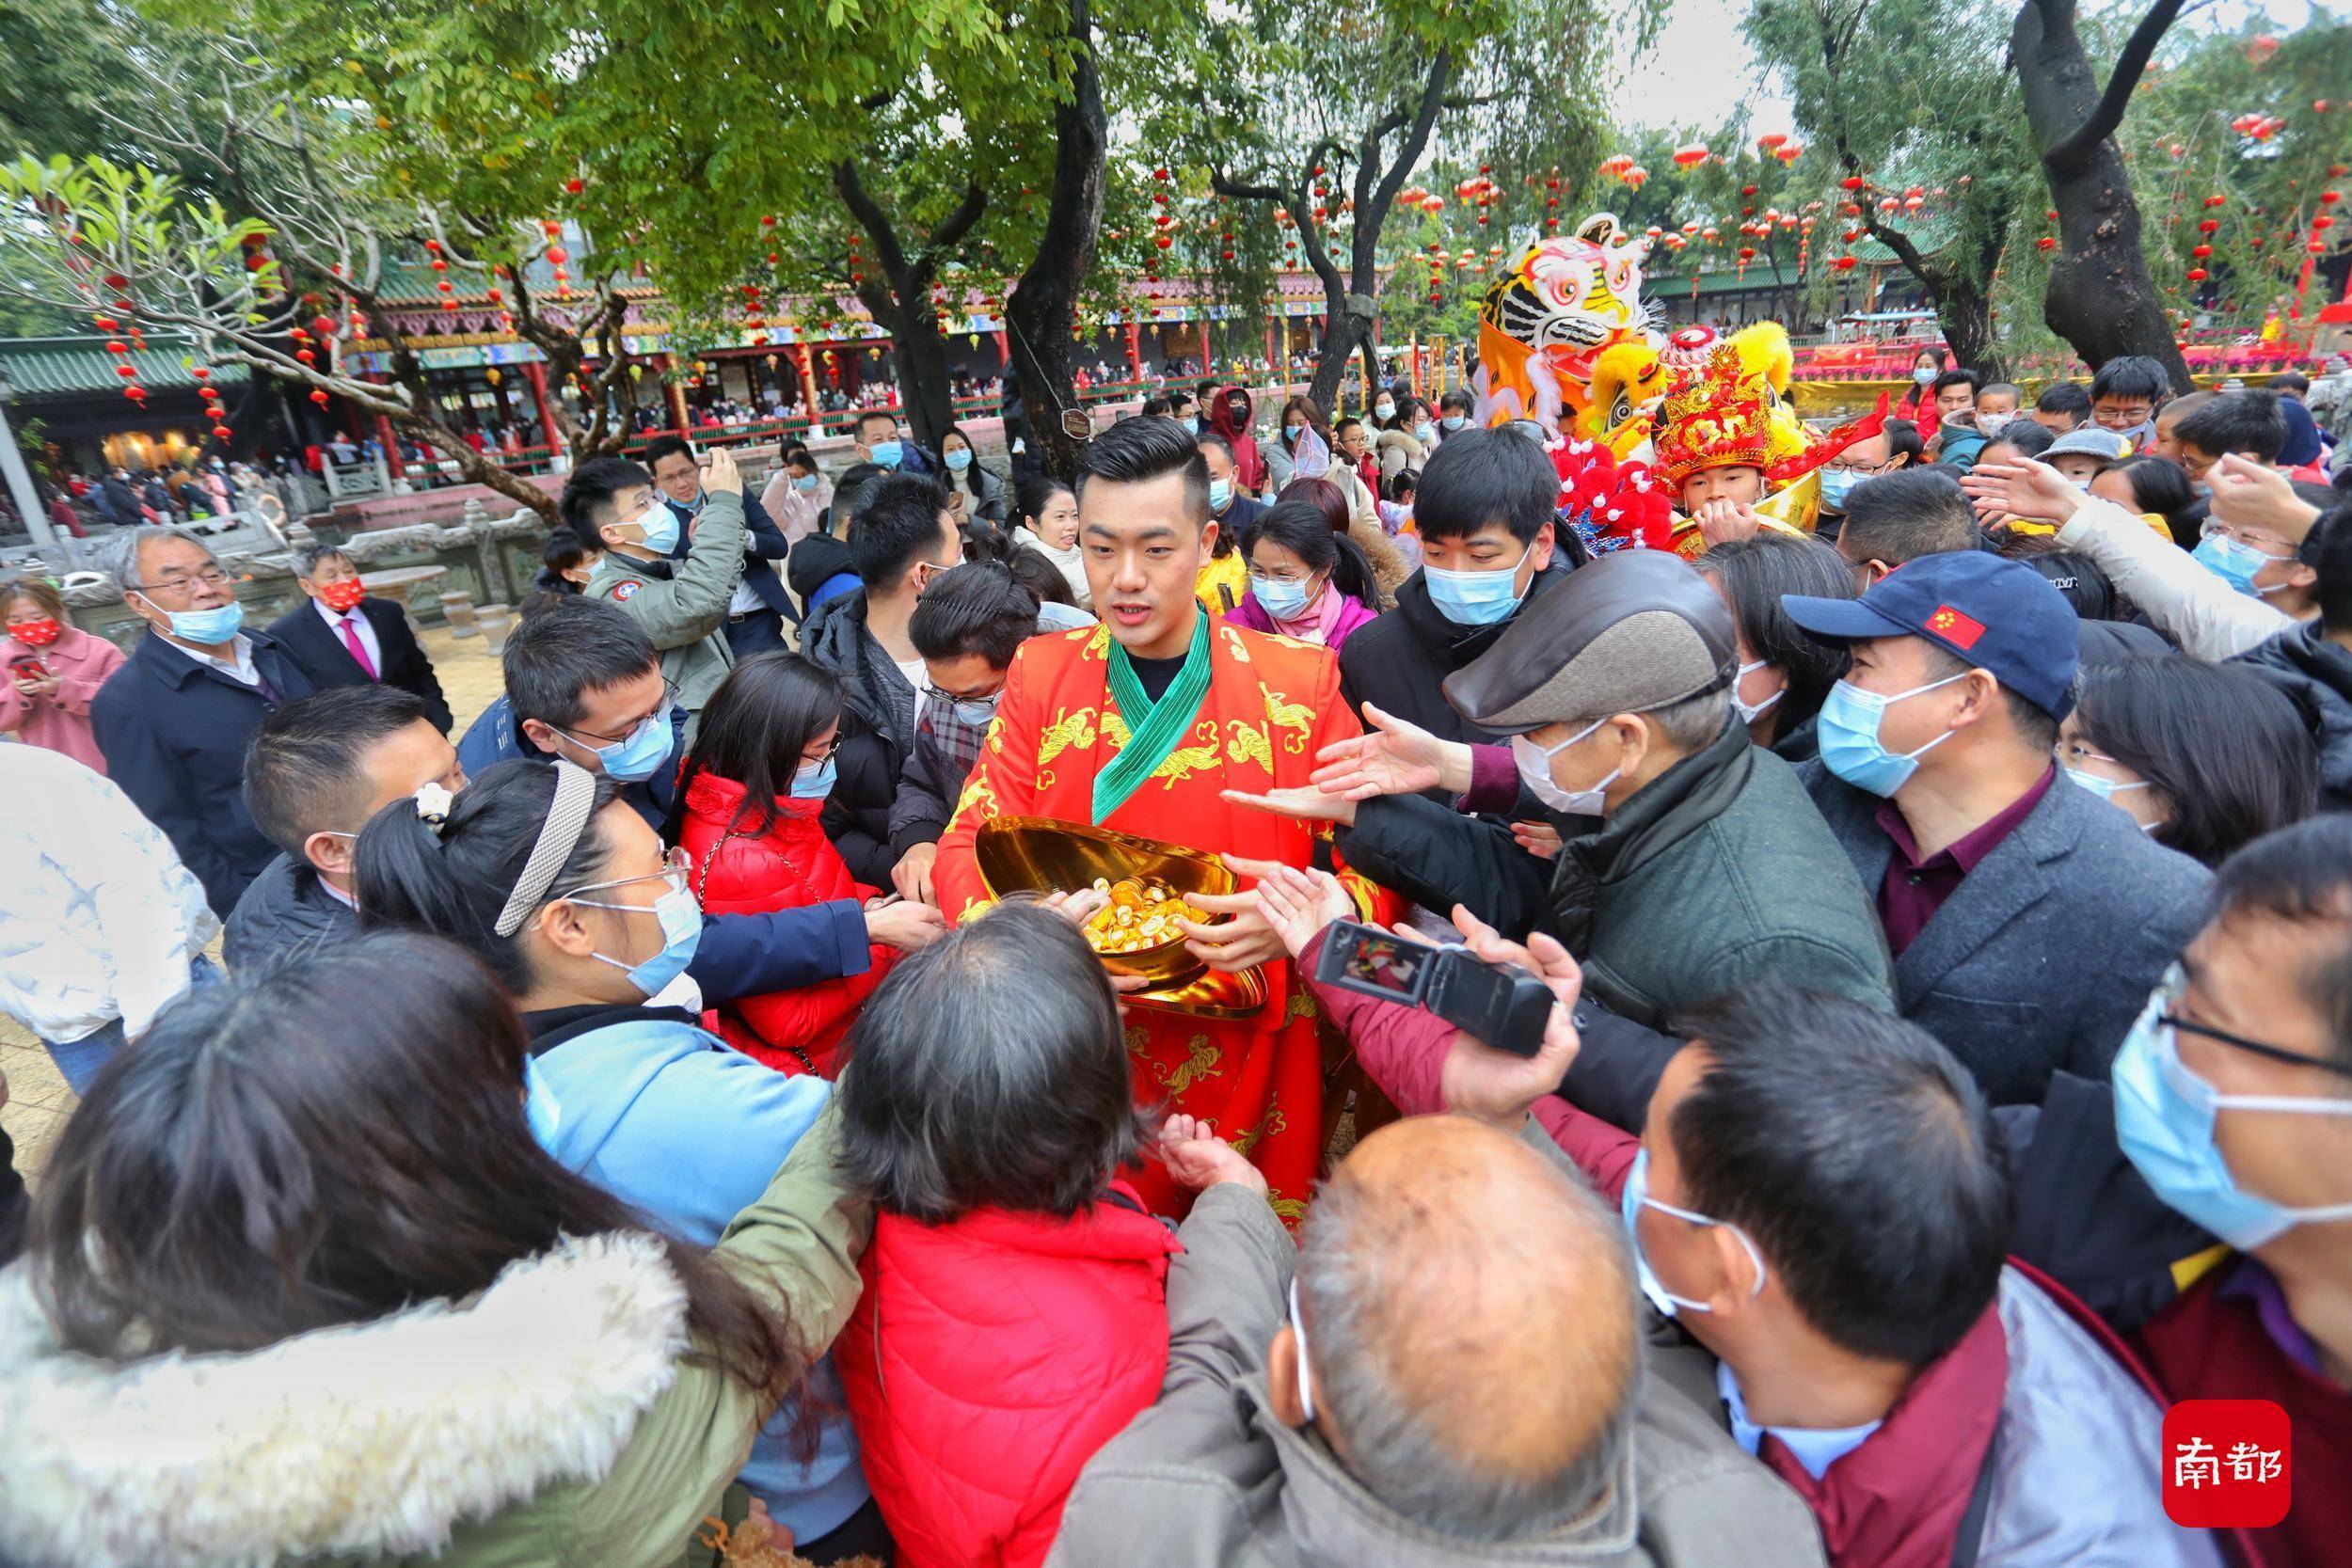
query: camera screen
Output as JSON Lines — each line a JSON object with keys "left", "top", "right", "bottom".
{"left": 1338, "top": 929, "right": 1423, "bottom": 999}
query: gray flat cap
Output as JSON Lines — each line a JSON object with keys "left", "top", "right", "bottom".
{"left": 1442, "top": 551, "right": 1736, "bottom": 735}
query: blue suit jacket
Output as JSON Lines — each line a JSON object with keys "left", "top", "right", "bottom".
{"left": 664, "top": 488, "right": 796, "bottom": 622}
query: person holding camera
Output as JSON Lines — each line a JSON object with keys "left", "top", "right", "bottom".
{"left": 1249, "top": 863, "right": 2217, "bottom": 1568}
{"left": 1231, "top": 549, "right": 1892, "bottom": 1031}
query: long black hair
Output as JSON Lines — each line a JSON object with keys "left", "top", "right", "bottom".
{"left": 673, "top": 653, "right": 846, "bottom": 841}
{"left": 28, "top": 930, "right": 806, "bottom": 1407}
{"left": 941, "top": 422, "right": 989, "bottom": 500}
{"left": 2073, "top": 657, "right": 2319, "bottom": 867}
{"left": 1244, "top": 499, "right": 1376, "bottom": 607}
{"left": 354, "top": 759, "right": 626, "bottom": 992}
{"left": 1696, "top": 534, "right": 1858, "bottom": 738}
{"left": 1014, "top": 474, "right": 1073, "bottom": 536}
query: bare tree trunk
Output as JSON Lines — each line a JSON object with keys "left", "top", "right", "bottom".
{"left": 836, "top": 164, "right": 987, "bottom": 457}
{"left": 2010, "top": 0, "right": 2195, "bottom": 389}
{"left": 1006, "top": 0, "right": 1109, "bottom": 483}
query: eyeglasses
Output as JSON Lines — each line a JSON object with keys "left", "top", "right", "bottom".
{"left": 564, "top": 844, "right": 692, "bottom": 902}
{"left": 564, "top": 681, "right": 684, "bottom": 744}
{"left": 919, "top": 686, "right": 999, "bottom": 707}
{"left": 2199, "top": 519, "right": 2296, "bottom": 558}
{"left": 132, "top": 567, "right": 233, "bottom": 594}
{"left": 801, "top": 732, "right": 847, "bottom": 764}
{"left": 2156, "top": 970, "right": 2352, "bottom": 1080}
{"left": 1825, "top": 456, "right": 1898, "bottom": 476}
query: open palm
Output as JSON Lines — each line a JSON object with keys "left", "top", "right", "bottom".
{"left": 1311, "top": 703, "right": 1448, "bottom": 800}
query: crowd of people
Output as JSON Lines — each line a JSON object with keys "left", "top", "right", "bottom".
{"left": 0, "top": 349, "right": 2347, "bottom": 1568}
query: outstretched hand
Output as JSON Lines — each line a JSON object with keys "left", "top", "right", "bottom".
{"left": 1158, "top": 1113, "right": 1268, "bottom": 1196}
{"left": 1251, "top": 863, "right": 1355, "bottom": 959}
{"left": 1960, "top": 458, "right": 2079, "bottom": 527}
{"left": 1309, "top": 702, "right": 1467, "bottom": 800}
{"left": 2209, "top": 452, "right": 2323, "bottom": 543}
{"left": 1221, "top": 784, "right": 1357, "bottom": 825}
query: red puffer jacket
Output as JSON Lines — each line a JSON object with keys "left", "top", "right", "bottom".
{"left": 838, "top": 1186, "right": 1181, "bottom": 1568}
{"left": 678, "top": 772, "right": 895, "bottom": 1075}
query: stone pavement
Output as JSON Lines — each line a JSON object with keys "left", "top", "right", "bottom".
{"left": 0, "top": 620, "right": 511, "bottom": 1183}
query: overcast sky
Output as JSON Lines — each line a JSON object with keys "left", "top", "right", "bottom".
{"left": 1619, "top": 0, "right": 2323, "bottom": 135}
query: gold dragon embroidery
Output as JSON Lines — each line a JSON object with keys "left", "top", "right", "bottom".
{"left": 950, "top": 774, "right": 999, "bottom": 826}
{"left": 1035, "top": 705, "right": 1098, "bottom": 789}
{"left": 1224, "top": 718, "right": 1274, "bottom": 775}
{"left": 1230, "top": 1103, "right": 1289, "bottom": 1157}
{"left": 1263, "top": 689, "right": 1315, "bottom": 753}
{"left": 1265, "top": 1187, "right": 1309, "bottom": 1224}
{"left": 1152, "top": 721, "right": 1225, "bottom": 789}
{"left": 1153, "top": 1034, "right": 1224, "bottom": 1095}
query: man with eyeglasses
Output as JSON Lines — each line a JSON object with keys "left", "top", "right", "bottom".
{"left": 1812, "top": 420, "right": 1921, "bottom": 547}
{"left": 90, "top": 525, "right": 318, "bottom": 917}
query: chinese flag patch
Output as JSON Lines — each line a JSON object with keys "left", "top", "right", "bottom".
{"left": 1925, "top": 604, "right": 1985, "bottom": 651}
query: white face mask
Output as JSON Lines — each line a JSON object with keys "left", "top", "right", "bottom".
{"left": 1731, "top": 659, "right": 1784, "bottom": 727}
{"left": 1514, "top": 716, "right": 1619, "bottom": 816}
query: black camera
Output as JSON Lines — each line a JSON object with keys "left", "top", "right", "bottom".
{"left": 1311, "top": 920, "right": 1554, "bottom": 1057}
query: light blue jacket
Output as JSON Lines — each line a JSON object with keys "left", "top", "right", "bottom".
{"left": 523, "top": 1006, "right": 867, "bottom": 1540}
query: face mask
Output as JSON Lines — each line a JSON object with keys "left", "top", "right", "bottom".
{"left": 2192, "top": 533, "right": 2273, "bottom": 597}
{"left": 1252, "top": 575, "right": 1320, "bottom": 622}
{"left": 946, "top": 449, "right": 973, "bottom": 473}
{"left": 1209, "top": 478, "right": 1232, "bottom": 513}
{"left": 1514, "top": 716, "right": 1618, "bottom": 816}
{"left": 631, "top": 499, "right": 680, "bottom": 554}
{"left": 1375, "top": 402, "right": 1395, "bottom": 420}
{"left": 1424, "top": 550, "right": 1532, "bottom": 627}
{"left": 143, "top": 597, "right": 245, "bottom": 645}
{"left": 1183, "top": 416, "right": 1200, "bottom": 436}
{"left": 1284, "top": 425, "right": 1305, "bottom": 448}
{"left": 2111, "top": 982, "right": 2352, "bottom": 1251}
{"left": 869, "top": 439, "right": 903, "bottom": 469}
{"left": 1441, "top": 415, "right": 1468, "bottom": 431}
{"left": 8, "top": 617, "right": 61, "bottom": 647}
{"left": 790, "top": 756, "right": 837, "bottom": 800}
{"left": 1732, "top": 659, "right": 1783, "bottom": 726}
{"left": 1977, "top": 414, "right": 2010, "bottom": 438}
{"left": 575, "top": 881, "right": 704, "bottom": 1000}
{"left": 2064, "top": 763, "right": 2151, "bottom": 804}
{"left": 1819, "top": 468, "right": 1858, "bottom": 511}
{"left": 793, "top": 472, "right": 819, "bottom": 492}
{"left": 317, "top": 579, "right": 368, "bottom": 614}
{"left": 1412, "top": 422, "right": 1436, "bottom": 444}
{"left": 564, "top": 712, "right": 674, "bottom": 783}
{"left": 1913, "top": 366, "right": 1938, "bottom": 386}
{"left": 1815, "top": 671, "right": 1972, "bottom": 797}
{"left": 1620, "top": 1148, "right": 1769, "bottom": 1319}
{"left": 948, "top": 692, "right": 1001, "bottom": 728}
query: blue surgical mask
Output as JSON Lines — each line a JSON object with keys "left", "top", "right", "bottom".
{"left": 632, "top": 499, "right": 680, "bottom": 554}
{"left": 2063, "top": 763, "right": 2151, "bottom": 805}
{"left": 2111, "top": 976, "right": 2352, "bottom": 1251}
{"left": 869, "top": 439, "right": 903, "bottom": 469}
{"left": 2192, "top": 533, "right": 2272, "bottom": 597}
{"left": 1620, "top": 1148, "right": 1769, "bottom": 1319}
{"left": 1815, "top": 672, "right": 1972, "bottom": 797}
{"left": 949, "top": 692, "right": 1001, "bottom": 728}
{"left": 147, "top": 597, "right": 245, "bottom": 644}
{"left": 946, "top": 448, "right": 973, "bottom": 473}
{"left": 1251, "top": 574, "right": 1320, "bottom": 622}
{"left": 1423, "top": 551, "right": 1532, "bottom": 627}
{"left": 563, "top": 712, "right": 675, "bottom": 784}
{"left": 1913, "top": 366, "right": 1938, "bottom": 386}
{"left": 1819, "top": 469, "right": 1858, "bottom": 511}
{"left": 1441, "top": 415, "right": 1468, "bottom": 431}
{"left": 1209, "top": 478, "right": 1233, "bottom": 512}
{"left": 1183, "top": 416, "right": 1200, "bottom": 436}
{"left": 1413, "top": 422, "right": 1436, "bottom": 444}
{"left": 1375, "top": 402, "right": 1395, "bottom": 420}
{"left": 790, "top": 757, "right": 837, "bottom": 800}
{"left": 794, "top": 472, "right": 819, "bottom": 492}
{"left": 574, "top": 880, "right": 704, "bottom": 1000}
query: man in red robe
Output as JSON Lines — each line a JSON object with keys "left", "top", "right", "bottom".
{"left": 934, "top": 417, "right": 1394, "bottom": 1217}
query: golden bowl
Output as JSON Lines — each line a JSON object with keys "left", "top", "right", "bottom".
{"left": 974, "top": 816, "right": 1234, "bottom": 986}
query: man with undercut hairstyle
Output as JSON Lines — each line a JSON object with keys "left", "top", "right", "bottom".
{"left": 1051, "top": 1114, "right": 1825, "bottom": 1568}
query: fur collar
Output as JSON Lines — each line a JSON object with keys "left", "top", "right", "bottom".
{"left": 0, "top": 1231, "right": 689, "bottom": 1568}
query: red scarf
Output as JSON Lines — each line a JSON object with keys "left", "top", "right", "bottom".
{"left": 1754, "top": 1305, "right": 2008, "bottom": 1568}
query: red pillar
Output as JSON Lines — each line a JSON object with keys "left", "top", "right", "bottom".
{"left": 1123, "top": 321, "right": 1142, "bottom": 380}
{"left": 364, "top": 372, "right": 405, "bottom": 481}
{"left": 1264, "top": 320, "right": 1278, "bottom": 376}
{"left": 523, "top": 359, "right": 560, "bottom": 462}
{"left": 663, "top": 361, "right": 690, "bottom": 434}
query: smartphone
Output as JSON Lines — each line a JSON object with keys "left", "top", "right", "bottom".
{"left": 1312, "top": 919, "right": 1554, "bottom": 1056}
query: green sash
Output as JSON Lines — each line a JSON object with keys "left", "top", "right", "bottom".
{"left": 1092, "top": 612, "right": 1214, "bottom": 824}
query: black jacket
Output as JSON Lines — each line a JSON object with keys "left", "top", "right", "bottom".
{"left": 265, "top": 596, "right": 453, "bottom": 732}
{"left": 2234, "top": 620, "right": 2352, "bottom": 811}
{"left": 801, "top": 588, "right": 916, "bottom": 887}
{"left": 223, "top": 851, "right": 357, "bottom": 971}
{"left": 663, "top": 487, "right": 797, "bottom": 621}
{"left": 786, "top": 532, "right": 859, "bottom": 616}
{"left": 1338, "top": 560, "right": 1576, "bottom": 747}
{"left": 91, "top": 628, "right": 317, "bottom": 918}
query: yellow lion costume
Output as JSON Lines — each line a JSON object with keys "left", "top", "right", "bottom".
{"left": 1471, "top": 213, "right": 1659, "bottom": 436}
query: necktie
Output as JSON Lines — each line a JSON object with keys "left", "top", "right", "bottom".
{"left": 339, "top": 613, "right": 378, "bottom": 680}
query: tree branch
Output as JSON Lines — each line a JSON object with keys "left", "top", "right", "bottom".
{"left": 833, "top": 159, "right": 912, "bottom": 279}
{"left": 2043, "top": 0, "right": 2196, "bottom": 173}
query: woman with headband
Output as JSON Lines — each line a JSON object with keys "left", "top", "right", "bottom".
{"left": 354, "top": 759, "right": 885, "bottom": 1559}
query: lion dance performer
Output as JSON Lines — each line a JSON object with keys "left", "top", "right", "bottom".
{"left": 934, "top": 418, "right": 1397, "bottom": 1219}
{"left": 1471, "top": 213, "right": 1661, "bottom": 436}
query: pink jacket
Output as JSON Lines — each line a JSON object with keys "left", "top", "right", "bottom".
{"left": 0, "top": 625, "right": 124, "bottom": 775}
{"left": 1221, "top": 589, "right": 1378, "bottom": 652}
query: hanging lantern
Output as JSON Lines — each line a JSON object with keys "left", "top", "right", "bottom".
{"left": 213, "top": 425, "right": 234, "bottom": 440}
{"left": 1841, "top": 175, "right": 1867, "bottom": 192}
{"left": 1671, "top": 143, "right": 1709, "bottom": 167}
{"left": 310, "top": 388, "right": 330, "bottom": 404}
{"left": 1626, "top": 166, "right": 1648, "bottom": 189}
{"left": 123, "top": 386, "right": 147, "bottom": 402}
{"left": 1775, "top": 142, "right": 1804, "bottom": 164}
{"left": 2037, "top": 236, "right": 2058, "bottom": 251}
{"left": 1833, "top": 255, "right": 1858, "bottom": 272}
{"left": 2187, "top": 267, "right": 2209, "bottom": 281}
{"left": 1757, "top": 133, "right": 1787, "bottom": 152}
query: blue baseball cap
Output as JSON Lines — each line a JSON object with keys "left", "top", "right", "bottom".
{"left": 1781, "top": 550, "right": 2079, "bottom": 719}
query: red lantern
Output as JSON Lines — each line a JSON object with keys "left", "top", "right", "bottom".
{"left": 295, "top": 349, "right": 315, "bottom": 365}
{"left": 122, "top": 386, "right": 146, "bottom": 402}
{"left": 1738, "top": 246, "right": 1756, "bottom": 261}
{"left": 2204, "top": 195, "right": 2227, "bottom": 208}
{"left": 1671, "top": 143, "right": 1708, "bottom": 168}
{"left": 2187, "top": 267, "right": 2209, "bottom": 281}
{"left": 114, "top": 363, "right": 137, "bottom": 379}
{"left": 2199, "top": 218, "right": 2219, "bottom": 233}
{"left": 191, "top": 367, "right": 210, "bottom": 381}
{"left": 564, "top": 178, "right": 584, "bottom": 194}
{"left": 546, "top": 246, "right": 568, "bottom": 264}
{"left": 1155, "top": 235, "right": 1172, "bottom": 249}
{"left": 2192, "top": 244, "right": 2212, "bottom": 258}
{"left": 1758, "top": 133, "right": 1787, "bottom": 151}
{"left": 103, "top": 340, "right": 129, "bottom": 356}
{"left": 430, "top": 258, "right": 448, "bottom": 272}
{"left": 1833, "top": 255, "right": 1858, "bottom": 272}
{"left": 1841, "top": 176, "right": 1866, "bottom": 191}
{"left": 2037, "top": 236, "right": 2058, "bottom": 251}
{"left": 310, "top": 388, "right": 330, "bottom": 404}
{"left": 213, "top": 425, "right": 233, "bottom": 440}
{"left": 760, "top": 214, "right": 776, "bottom": 228}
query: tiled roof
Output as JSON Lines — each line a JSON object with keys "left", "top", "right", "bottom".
{"left": 0, "top": 336, "right": 253, "bottom": 399}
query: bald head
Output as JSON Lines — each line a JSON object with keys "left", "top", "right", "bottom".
{"left": 1297, "top": 1117, "right": 1639, "bottom": 1541}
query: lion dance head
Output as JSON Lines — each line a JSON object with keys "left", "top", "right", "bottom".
{"left": 1470, "top": 214, "right": 1658, "bottom": 436}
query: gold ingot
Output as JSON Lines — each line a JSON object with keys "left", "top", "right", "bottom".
{"left": 975, "top": 816, "right": 1234, "bottom": 987}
